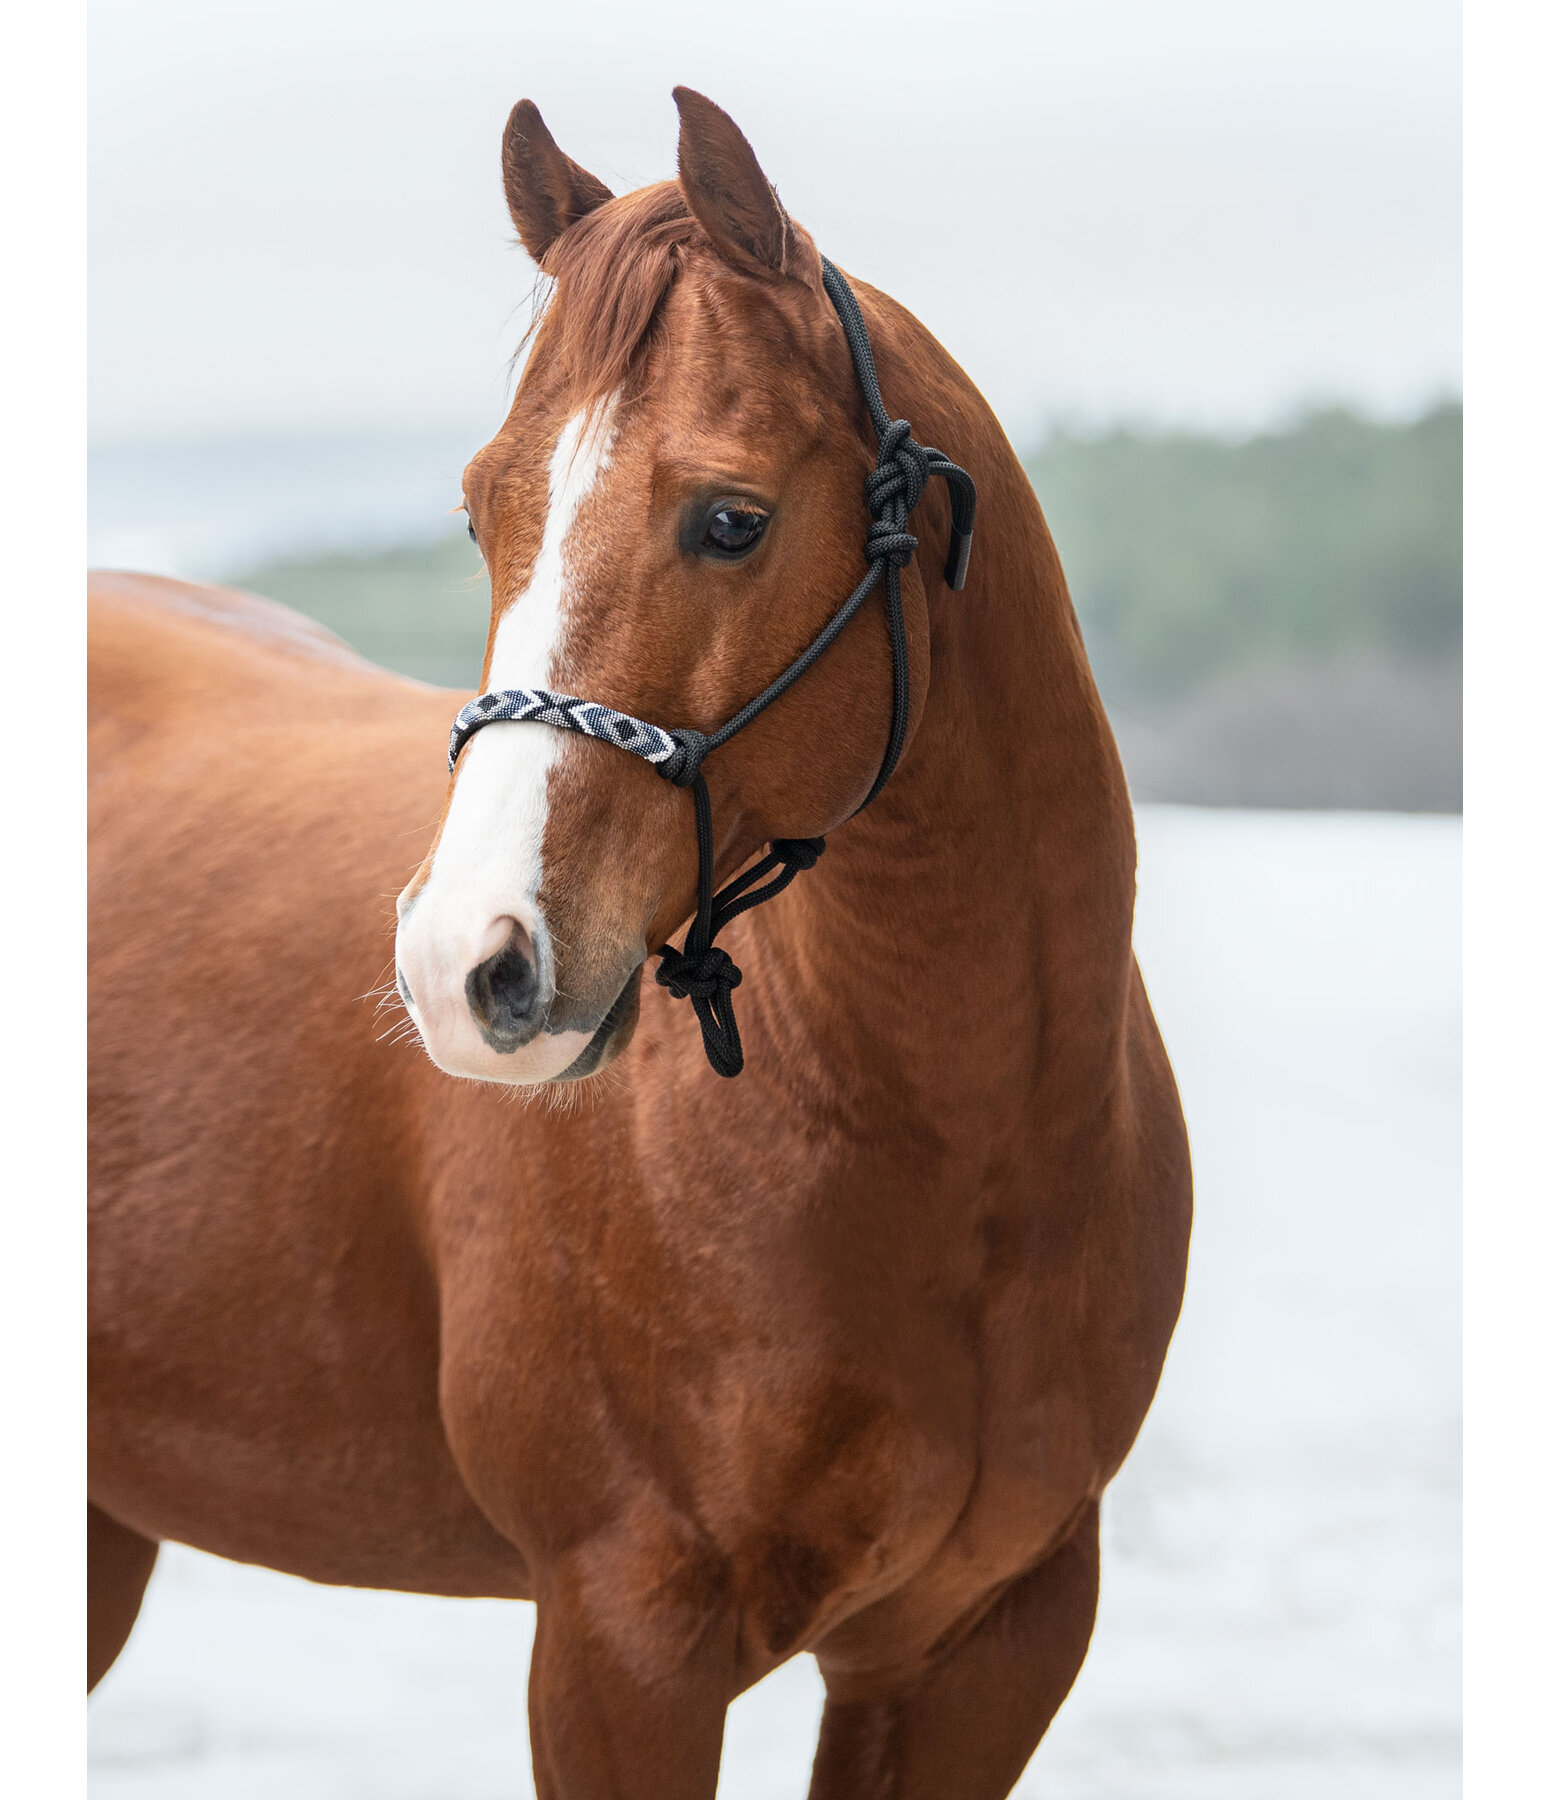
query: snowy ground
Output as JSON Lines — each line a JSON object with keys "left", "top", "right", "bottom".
{"left": 88, "top": 806, "right": 1461, "bottom": 1799}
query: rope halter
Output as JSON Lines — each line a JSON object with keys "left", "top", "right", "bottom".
{"left": 448, "top": 258, "right": 978, "bottom": 1077}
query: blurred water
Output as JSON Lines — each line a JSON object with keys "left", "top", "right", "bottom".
{"left": 87, "top": 807, "right": 1461, "bottom": 1799}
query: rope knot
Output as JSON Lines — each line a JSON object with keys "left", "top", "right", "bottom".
{"left": 865, "top": 419, "right": 930, "bottom": 518}
{"left": 770, "top": 836, "right": 826, "bottom": 872}
{"left": 654, "top": 943, "right": 742, "bottom": 1003}
{"left": 864, "top": 519, "right": 919, "bottom": 570}
{"left": 656, "top": 727, "right": 710, "bottom": 788}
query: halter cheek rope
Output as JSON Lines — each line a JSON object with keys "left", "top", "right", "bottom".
{"left": 448, "top": 259, "right": 977, "bottom": 1077}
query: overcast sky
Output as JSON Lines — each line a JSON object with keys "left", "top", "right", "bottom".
{"left": 89, "top": 0, "right": 1459, "bottom": 446}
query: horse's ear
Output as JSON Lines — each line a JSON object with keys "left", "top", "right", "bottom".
{"left": 501, "top": 100, "right": 614, "bottom": 267}
{"left": 672, "top": 87, "right": 821, "bottom": 290}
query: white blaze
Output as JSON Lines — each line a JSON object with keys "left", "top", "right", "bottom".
{"left": 394, "top": 400, "right": 618, "bottom": 1081}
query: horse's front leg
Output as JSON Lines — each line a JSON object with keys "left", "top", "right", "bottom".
{"left": 525, "top": 1529, "right": 738, "bottom": 1800}
{"left": 807, "top": 1501, "right": 1101, "bottom": 1800}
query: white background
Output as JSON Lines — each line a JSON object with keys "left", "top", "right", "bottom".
{"left": 90, "top": 0, "right": 1460, "bottom": 442}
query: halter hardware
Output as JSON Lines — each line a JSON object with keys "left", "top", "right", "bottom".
{"left": 448, "top": 258, "right": 978, "bottom": 1077}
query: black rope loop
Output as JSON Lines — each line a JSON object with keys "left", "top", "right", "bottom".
{"left": 653, "top": 943, "right": 744, "bottom": 1078}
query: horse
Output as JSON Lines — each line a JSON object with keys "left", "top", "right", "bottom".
{"left": 88, "top": 88, "right": 1191, "bottom": 1798}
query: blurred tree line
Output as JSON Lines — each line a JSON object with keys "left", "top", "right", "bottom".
{"left": 235, "top": 401, "right": 1461, "bottom": 811}
{"left": 1027, "top": 402, "right": 1460, "bottom": 703}
{"left": 1024, "top": 402, "right": 1460, "bottom": 810}
{"left": 234, "top": 533, "right": 491, "bottom": 692}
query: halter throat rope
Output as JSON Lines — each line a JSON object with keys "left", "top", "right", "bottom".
{"left": 448, "top": 257, "right": 977, "bottom": 1077}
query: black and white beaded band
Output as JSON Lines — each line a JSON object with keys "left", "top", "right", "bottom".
{"left": 449, "top": 688, "right": 677, "bottom": 776}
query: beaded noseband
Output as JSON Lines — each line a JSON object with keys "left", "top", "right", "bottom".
{"left": 448, "top": 259, "right": 978, "bottom": 1078}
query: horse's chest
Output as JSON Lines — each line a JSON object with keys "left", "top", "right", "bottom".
{"left": 442, "top": 1180, "right": 1120, "bottom": 1655}
{"left": 688, "top": 1301, "right": 1100, "bottom": 1639}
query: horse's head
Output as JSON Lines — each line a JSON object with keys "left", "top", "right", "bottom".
{"left": 395, "top": 90, "right": 940, "bottom": 1084}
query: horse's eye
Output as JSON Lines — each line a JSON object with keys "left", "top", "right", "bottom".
{"left": 466, "top": 516, "right": 478, "bottom": 544}
{"left": 701, "top": 505, "right": 767, "bottom": 558}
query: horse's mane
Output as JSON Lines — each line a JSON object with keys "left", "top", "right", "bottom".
{"left": 534, "top": 182, "right": 702, "bottom": 404}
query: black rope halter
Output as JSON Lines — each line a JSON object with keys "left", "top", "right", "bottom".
{"left": 448, "top": 258, "right": 977, "bottom": 1077}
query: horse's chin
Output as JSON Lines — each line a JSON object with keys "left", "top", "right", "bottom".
{"left": 552, "top": 967, "right": 643, "bottom": 1082}
{"left": 416, "top": 1026, "right": 591, "bottom": 1087}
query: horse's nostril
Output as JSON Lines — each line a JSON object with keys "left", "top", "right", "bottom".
{"left": 465, "top": 922, "right": 541, "bottom": 1047}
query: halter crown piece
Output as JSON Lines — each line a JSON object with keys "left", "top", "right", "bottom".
{"left": 448, "top": 259, "right": 978, "bottom": 1077}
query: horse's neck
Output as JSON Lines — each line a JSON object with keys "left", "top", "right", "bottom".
{"left": 741, "top": 403, "right": 1138, "bottom": 1137}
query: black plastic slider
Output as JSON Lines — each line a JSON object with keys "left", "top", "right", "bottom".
{"left": 945, "top": 527, "right": 973, "bottom": 592}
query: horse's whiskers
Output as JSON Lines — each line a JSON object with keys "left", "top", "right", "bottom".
{"left": 358, "top": 963, "right": 402, "bottom": 1008}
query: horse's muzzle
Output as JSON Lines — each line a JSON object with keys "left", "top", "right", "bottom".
{"left": 394, "top": 901, "right": 626, "bottom": 1085}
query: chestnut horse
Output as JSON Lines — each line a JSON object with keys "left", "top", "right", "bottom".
{"left": 89, "top": 89, "right": 1191, "bottom": 1798}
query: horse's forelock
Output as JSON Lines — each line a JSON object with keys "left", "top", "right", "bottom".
{"left": 536, "top": 182, "right": 700, "bottom": 405}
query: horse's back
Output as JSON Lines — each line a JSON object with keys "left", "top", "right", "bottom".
{"left": 89, "top": 568, "right": 435, "bottom": 729}
{"left": 88, "top": 569, "right": 457, "bottom": 1110}
{"left": 89, "top": 569, "right": 460, "bottom": 901}
{"left": 89, "top": 569, "right": 458, "bottom": 1004}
